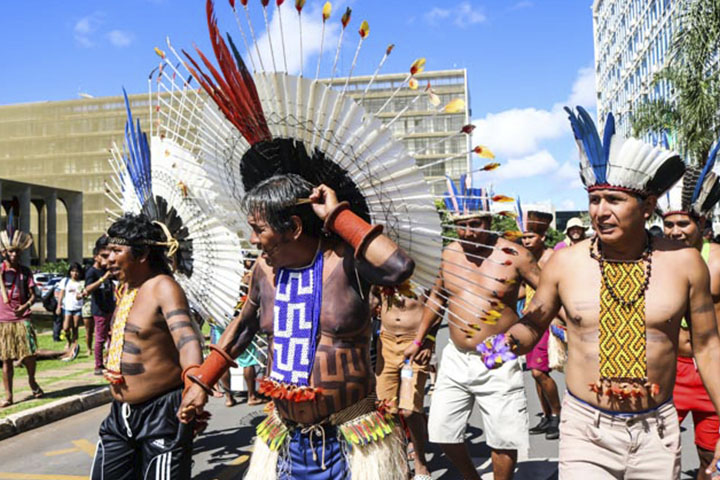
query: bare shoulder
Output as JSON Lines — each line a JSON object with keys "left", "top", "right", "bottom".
{"left": 653, "top": 237, "right": 699, "bottom": 261}
{"left": 148, "top": 274, "right": 184, "bottom": 297}
{"left": 708, "top": 243, "right": 720, "bottom": 269}
{"left": 442, "top": 240, "right": 463, "bottom": 262}
{"left": 547, "top": 238, "right": 587, "bottom": 265}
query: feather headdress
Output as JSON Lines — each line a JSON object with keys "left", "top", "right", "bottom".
{"left": 515, "top": 198, "right": 552, "bottom": 235}
{"left": 658, "top": 138, "right": 720, "bottom": 218}
{"left": 105, "top": 91, "right": 247, "bottom": 326}
{"left": 162, "top": 0, "right": 444, "bottom": 291}
{"left": 444, "top": 174, "right": 491, "bottom": 220}
{"left": 565, "top": 106, "right": 685, "bottom": 196}
{"left": 0, "top": 230, "right": 33, "bottom": 252}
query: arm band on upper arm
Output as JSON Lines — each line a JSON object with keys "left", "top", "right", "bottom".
{"left": 324, "top": 201, "right": 383, "bottom": 258}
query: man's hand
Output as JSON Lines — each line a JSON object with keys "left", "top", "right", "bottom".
{"left": 403, "top": 341, "right": 420, "bottom": 362}
{"left": 178, "top": 383, "right": 209, "bottom": 424}
{"left": 308, "top": 184, "right": 339, "bottom": 221}
{"left": 706, "top": 440, "right": 720, "bottom": 476}
{"left": 413, "top": 343, "right": 434, "bottom": 366}
{"left": 55, "top": 306, "right": 62, "bottom": 315}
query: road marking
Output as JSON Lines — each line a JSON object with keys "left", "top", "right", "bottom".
{"left": 44, "top": 448, "right": 79, "bottom": 457}
{"left": 0, "top": 474, "right": 87, "bottom": 480}
{"left": 71, "top": 439, "right": 96, "bottom": 457}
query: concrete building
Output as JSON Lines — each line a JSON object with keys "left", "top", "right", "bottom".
{"left": 0, "top": 69, "right": 468, "bottom": 258}
{"left": 0, "top": 179, "right": 83, "bottom": 265}
{"left": 592, "top": 0, "right": 678, "bottom": 135}
{"left": 0, "top": 93, "right": 148, "bottom": 259}
{"left": 330, "top": 68, "right": 472, "bottom": 195}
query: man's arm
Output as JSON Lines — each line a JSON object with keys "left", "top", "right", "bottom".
{"left": 217, "top": 273, "right": 261, "bottom": 360}
{"left": 83, "top": 270, "right": 110, "bottom": 296}
{"left": 404, "top": 272, "right": 446, "bottom": 362}
{"left": 156, "top": 277, "right": 203, "bottom": 369}
{"left": 685, "top": 251, "right": 720, "bottom": 474}
{"left": 506, "top": 252, "right": 562, "bottom": 354}
{"left": 311, "top": 184, "right": 415, "bottom": 286}
{"left": 517, "top": 246, "right": 541, "bottom": 290}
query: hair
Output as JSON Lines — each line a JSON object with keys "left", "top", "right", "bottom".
{"left": 68, "top": 262, "right": 85, "bottom": 280}
{"left": 93, "top": 234, "right": 109, "bottom": 256}
{"left": 107, "top": 213, "right": 171, "bottom": 274}
{"left": 242, "top": 174, "right": 324, "bottom": 237}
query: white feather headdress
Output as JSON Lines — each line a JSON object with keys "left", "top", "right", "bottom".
{"left": 658, "top": 140, "right": 720, "bottom": 218}
{"left": 565, "top": 106, "right": 685, "bottom": 196}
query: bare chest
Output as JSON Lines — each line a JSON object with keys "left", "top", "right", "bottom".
{"left": 560, "top": 260, "right": 687, "bottom": 333}
{"left": 443, "top": 250, "right": 518, "bottom": 302}
{"left": 256, "top": 258, "right": 370, "bottom": 338}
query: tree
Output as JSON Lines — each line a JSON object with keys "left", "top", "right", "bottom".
{"left": 631, "top": 0, "right": 720, "bottom": 165}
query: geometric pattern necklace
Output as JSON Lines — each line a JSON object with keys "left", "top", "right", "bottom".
{"left": 588, "top": 233, "right": 659, "bottom": 400}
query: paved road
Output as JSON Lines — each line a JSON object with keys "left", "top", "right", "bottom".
{"left": 0, "top": 340, "right": 705, "bottom": 479}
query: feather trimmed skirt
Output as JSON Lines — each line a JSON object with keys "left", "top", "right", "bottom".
{"left": 245, "top": 399, "right": 408, "bottom": 480}
{"left": 0, "top": 321, "right": 33, "bottom": 361}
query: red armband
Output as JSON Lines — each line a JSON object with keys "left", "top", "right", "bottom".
{"left": 324, "top": 202, "right": 383, "bottom": 257}
{"left": 186, "top": 345, "right": 238, "bottom": 394}
{"left": 182, "top": 364, "right": 201, "bottom": 395}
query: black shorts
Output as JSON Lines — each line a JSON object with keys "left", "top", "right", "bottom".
{"left": 90, "top": 387, "right": 194, "bottom": 480}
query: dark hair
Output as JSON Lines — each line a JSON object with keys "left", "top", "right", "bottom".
{"left": 68, "top": 262, "right": 85, "bottom": 279}
{"left": 242, "top": 174, "right": 324, "bottom": 237}
{"left": 107, "top": 213, "right": 171, "bottom": 274}
{"left": 93, "top": 234, "right": 109, "bottom": 256}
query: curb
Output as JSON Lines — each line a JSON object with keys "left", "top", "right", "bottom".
{"left": 0, "top": 386, "right": 111, "bottom": 441}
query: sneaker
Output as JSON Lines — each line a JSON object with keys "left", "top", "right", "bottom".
{"left": 94, "top": 368, "right": 104, "bottom": 376}
{"left": 545, "top": 415, "right": 560, "bottom": 440}
{"left": 529, "top": 416, "right": 550, "bottom": 435}
{"left": 69, "top": 344, "right": 80, "bottom": 361}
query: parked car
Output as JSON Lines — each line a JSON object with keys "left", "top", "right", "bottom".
{"left": 35, "top": 273, "right": 62, "bottom": 300}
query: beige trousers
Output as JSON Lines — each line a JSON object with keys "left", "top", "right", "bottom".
{"left": 559, "top": 392, "right": 681, "bottom": 479}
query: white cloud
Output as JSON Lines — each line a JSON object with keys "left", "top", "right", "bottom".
{"left": 568, "top": 66, "right": 597, "bottom": 109}
{"left": 245, "top": 2, "right": 341, "bottom": 76}
{"left": 473, "top": 108, "right": 567, "bottom": 158}
{"left": 559, "top": 198, "right": 577, "bottom": 210}
{"left": 107, "top": 30, "right": 134, "bottom": 47}
{"left": 472, "top": 65, "right": 596, "bottom": 159}
{"left": 511, "top": 1, "right": 533, "bottom": 10}
{"left": 425, "top": 2, "right": 486, "bottom": 29}
{"left": 493, "top": 150, "right": 559, "bottom": 180}
{"left": 74, "top": 12, "right": 104, "bottom": 48}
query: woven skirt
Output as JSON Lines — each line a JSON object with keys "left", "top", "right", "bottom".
{"left": 0, "top": 321, "right": 32, "bottom": 361}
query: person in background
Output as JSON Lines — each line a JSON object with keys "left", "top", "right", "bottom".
{"left": 554, "top": 217, "right": 588, "bottom": 250}
{"left": 0, "top": 229, "right": 42, "bottom": 407}
{"left": 56, "top": 263, "right": 84, "bottom": 361}
{"left": 82, "top": 236, "right": 116, "bottom": 375}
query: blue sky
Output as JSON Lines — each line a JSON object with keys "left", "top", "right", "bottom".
{"left": 0, "top": 0, "right": 596, "bottom": 211}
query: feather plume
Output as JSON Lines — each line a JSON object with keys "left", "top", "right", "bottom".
{"left": 183, "top": 0, "right": 272, "bottom": 146}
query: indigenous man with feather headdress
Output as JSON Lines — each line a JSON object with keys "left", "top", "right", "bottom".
{"left": 0, "top": 229, "right": 43, "bottom": 408}
{"left": 658, "top": 142, "right": 720, "bottom": 480}
{"left": 502, "top": 107, "right": 720, "bottom": 478}
{"left": 405, "top": 177, "right": 541, "bottom": 480}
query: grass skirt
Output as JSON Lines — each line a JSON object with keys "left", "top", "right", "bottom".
{"left": 245, "top": 409, "right": 408, "bottom": 480}
{"left": 0, "top": 321, "right": 32, "bottom": 361}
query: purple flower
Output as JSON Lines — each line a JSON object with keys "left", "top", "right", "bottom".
{"left": 476, "top": 334, "right": 516, "bottom": 369}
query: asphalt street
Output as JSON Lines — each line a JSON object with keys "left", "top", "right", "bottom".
{"left": 0, "top": 331, "right": 705, "bottom": 479}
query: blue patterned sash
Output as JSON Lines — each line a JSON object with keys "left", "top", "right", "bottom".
{"left": 270, "top": 251, "right": 324, "bottom": 387}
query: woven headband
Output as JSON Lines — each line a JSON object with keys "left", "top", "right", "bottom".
{"left": 107, "top": 221, "right": 179, "bottom": 258}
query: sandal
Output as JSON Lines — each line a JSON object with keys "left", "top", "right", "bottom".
{"left": 31, "top": 387, "right": 44, "bottom": 399}
{"left": 0, "top": 399, "right": 12, "bottom": 408}
{"left": 247, "top": 397, "right": 267, "bottom": 406}
{"left": 413, "top": 475, "right": 432, "bottom": 480}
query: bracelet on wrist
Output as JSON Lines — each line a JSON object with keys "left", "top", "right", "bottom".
{"left": 424, "top": 334, "right": 436, "bottom": 343}
{"left": 413, "top": 339, "right": 422, "bottom": 347}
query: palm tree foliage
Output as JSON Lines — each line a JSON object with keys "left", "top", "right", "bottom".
{"left": 631, "top": 0, "right": 720, "bottom": 164}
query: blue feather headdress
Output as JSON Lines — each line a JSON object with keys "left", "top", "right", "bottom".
{"left": 565, "top": 106, "right": 685, "bottom": 196}
{"left": 444, "top": 174, "right": 491, "bottom": 220}
{"left": 659, "top": 137, "right": 720, "bottom": 218}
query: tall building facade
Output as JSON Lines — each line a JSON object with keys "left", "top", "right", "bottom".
{"left": 593, "top": 0, "right": 678, "bottom": 135}
{"left": 0, "top": 69, "right": 469, "bottom": 258}
{"left": 331, "top": 68, "right": 471, "bottom": 195}
{"left": 0, "top": 93, "right": 150, "bottom": 259}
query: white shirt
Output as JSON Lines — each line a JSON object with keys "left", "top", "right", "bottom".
{"left": 61, "top": 278, "right": 84, "bottom": 312}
